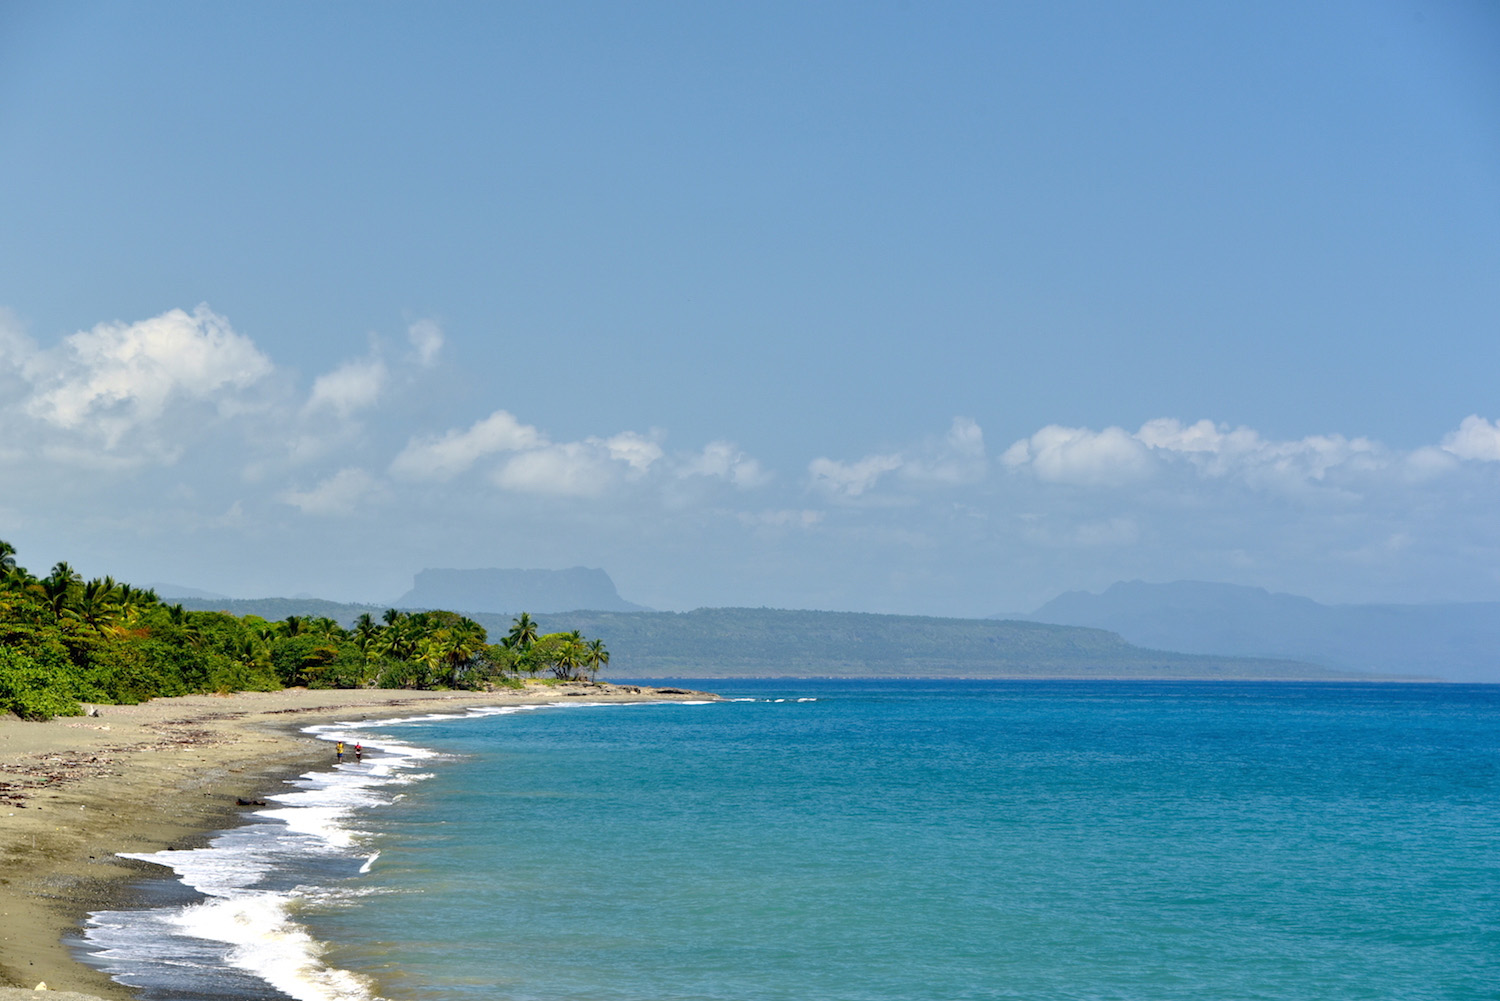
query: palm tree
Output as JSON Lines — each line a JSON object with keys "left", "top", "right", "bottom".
{"left": 446, "top": 619, "right": 487, "bottom": 687}
{"left": 0, "top": 539, "right": 17, "bottom": 578}
{"left": 507, "top": 612, "right": 539, "bottom": 651}
{"left": 585, "top": 638, "right": 609, "bottom": 681}
{"left": 167, "top": 604, "right": 204, "bottom": 645}
{"left": 310, "top": 617, "right": 344, "bottom": 642}
{"left": 76, "top": 577, "right": 121, "bottom": 634}
{"left": 374, "top": 617, "right": 418, "bottom": 661}
{"left": 553, "top": 639, "right": 580, "bottom": 681}
{"left": 115, "top": 583, "right": 140, "bottom": 625}
{"left": 42, "top": 562, "right": 80, "bottom": 620}
{"left": 354, "top": 613, "right": 379, "bottom": 661}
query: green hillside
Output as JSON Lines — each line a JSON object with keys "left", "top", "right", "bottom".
{"left": 178, "top": 599, "right": 1352, "bottom": 679}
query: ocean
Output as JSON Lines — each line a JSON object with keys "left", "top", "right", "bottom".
{"left": 79, "top": 680, "right": 1499, "bottom": 1001}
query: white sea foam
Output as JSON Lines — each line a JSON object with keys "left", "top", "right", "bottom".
{"left": 170, "top": 893, "right": 379, "bottom": 1001}
{"left": 84, "top": 696, "right": 713, "bottom": 1001}
{"left": 84, "top": 724, "right": 439, "bottom": 1000}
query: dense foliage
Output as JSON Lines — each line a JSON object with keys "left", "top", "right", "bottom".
{"left": 0, "top": 541, "right": 609, "bottom": 720}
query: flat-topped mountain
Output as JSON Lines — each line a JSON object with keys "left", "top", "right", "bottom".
{"left": 396, "top": 567, "right": 650, "bottom": 615}
{"left": 1024, "top": 580, "right": 1500, "bottom": 682}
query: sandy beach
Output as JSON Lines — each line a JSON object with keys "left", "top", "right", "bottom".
{"left": 0, "top": 682, "right": 712, "bottom": 999}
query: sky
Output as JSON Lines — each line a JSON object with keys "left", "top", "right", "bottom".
{"left": 1, "top": 0, "right": 1498, "bottom": 616}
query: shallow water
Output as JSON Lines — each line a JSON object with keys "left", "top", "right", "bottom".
{"left": 84, "top": 681, "right": 1500, "bottom": 1000}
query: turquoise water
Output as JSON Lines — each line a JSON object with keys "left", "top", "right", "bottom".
{"left": 309, "top": 681, "right": 1497, "bottom": 1001}
{"left": 83, "top": 680, "right": 1499, "bottom": 1000}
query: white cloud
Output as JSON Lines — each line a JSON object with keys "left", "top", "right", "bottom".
{"left": 811, "top": 417, "right": 989, "bottom": 496}
{"left": 279, "top": 468, "right": 380, "bottom": 516}
{"left": 602, "top": 431, "right": 664, "bottom": 474}
{"left": 809, "top": 452, "right": 904, "bottom": 496}
{"left": 1003, "top": 424, "right": 1153, "bottom": 486}
{"left": 1404, "top": 445, "right": 1460, "bottom": 480}
{"left": 493, "top": 443, "right": 609, "bottom": 497}
{"left": 1442, "top": 415, "right": 1500, "bottom": 462}
{"left": 407, "top": 319, "right": 444, "bottom": 367}
{"left": 1004, "top": 418, "right": 1398, "bottom": 492}
{"left": 1139, "top": 418, "right": 1381, "bottom": 485}
{"left": 21, "top": 305, "right": 273, "bottom": 447}
{"left": 680, "top": 440, "right": 770, "bottom": 488}
{"left": 389, "top": 409, "right": 545, "bottom": 480}
{"left": 903, "top": 416, "right": 988, "bottom": 485}
{"left": 305, "top": 355, "right": 387, "bottom": 418}
{"left": 491, "top": 433, "right": 671, "bottom": 496}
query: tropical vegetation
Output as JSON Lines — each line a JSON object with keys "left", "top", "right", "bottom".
{"left": 0, "top": 541, "right": 609, "bottom": 721}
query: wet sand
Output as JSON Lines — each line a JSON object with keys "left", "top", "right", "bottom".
{"left": 0, "top": 683, "right": 711, "bottom": 998}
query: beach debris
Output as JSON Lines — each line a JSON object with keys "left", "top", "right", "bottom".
{"left": 235, "top": 797, "right": 268, "bottom": 806}
{"left": 0, "top": 718, "right": 225, "bottom": 805}
{"left": 33, "top": 982, "right": 47, "bottom": 990}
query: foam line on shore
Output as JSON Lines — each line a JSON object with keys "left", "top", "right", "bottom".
{"left": 82, "top": 732, "right": 440, "bottom": 1001}
{"left": 69, "top": 691, "right": 714, "bottom": 1001}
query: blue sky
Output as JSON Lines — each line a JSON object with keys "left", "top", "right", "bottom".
{"left": 2, "top": 0, "right": 1497, "bottom": 615}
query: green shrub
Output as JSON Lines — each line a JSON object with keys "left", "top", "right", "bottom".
{"left": 0, "top": 646, "right": 85, "bottom": 720}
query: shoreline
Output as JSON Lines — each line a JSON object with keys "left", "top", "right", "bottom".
{"left": 0, "top": 682, "right": 714, "bottom": 1000}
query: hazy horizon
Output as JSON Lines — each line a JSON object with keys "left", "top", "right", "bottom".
{"left": 3, "top": 2, "right": 1497, "bottom": 616}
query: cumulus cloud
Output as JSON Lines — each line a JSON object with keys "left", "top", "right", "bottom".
{"left": 388, "top": 410, "right": 545, "bottom": 480}
{"left": 602, "top": 431, "right": 664, "bottom": 475}
{"left": 904, "top": 417, "right": 988, "bottom": 485}
{"left": 389, "top": 413, "right": 674, "bottom": 496}
{"left": 1002, "top": 424, "right": 1153, "bottom": 487}
{"left": 680, "top": 440, "right": 770, "bottom": 488}
{"left": 491, "top": 433, "right": 674, "bottom": 496}
{"left": 1442, "top": 415, "right": 1500, "bottom": 462}
{"left": 493, "top": 442, "right": 611, "bottom": 497}
{"left": 305, "top": 354, "right": 387, "bottom": 418}
{"left": 20, "top": 305, "right": 273, "bottom": 448}
{"left": 811, "top": 417, "right": 988, "bottom": 497}
{"left": 1003, "top": 418, "right": 1398, "bottom": 493}
{"left": 809, "top": 452, "right": 905, "bottom": 496}
{"left": 278, "top": 467, "right": 381, "bottom": 516}
{"left": 407, "top": 319, "right": 444, "bottom": 367}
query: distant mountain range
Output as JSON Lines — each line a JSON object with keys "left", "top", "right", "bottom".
{"left": 1020, "top": 580, "right": 1500, "bottom": 682}
{"left": 151, "top": 582, "right": 232, "bottom": 601}
{"left": 520, "top": 607, "right": 1349, "bottom": 680}
{"left": 173, "top": 592, "right": 1354, "bottom": 680}
{"left": 169, "top": 569, "right": 1478, "bottom": 681}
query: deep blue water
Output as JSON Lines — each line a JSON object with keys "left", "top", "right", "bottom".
{"left": 85, "top": 681, "right": 1500, "bottom": 1001}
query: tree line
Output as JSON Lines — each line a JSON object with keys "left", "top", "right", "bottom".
{"left": 0, "top": 541, "right": 609, "bottom": 721}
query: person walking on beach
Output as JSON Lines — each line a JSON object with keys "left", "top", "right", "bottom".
{"left": 336, "top": 741, "right": 345, "bottom": 763}
{"left": 354, "top": 743, "right": 363, "bottom": 762}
